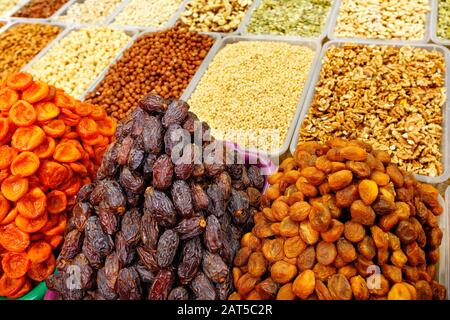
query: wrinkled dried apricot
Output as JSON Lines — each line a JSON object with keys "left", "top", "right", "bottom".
{"left": 262, "top": 238, "right": 284, "bottom": 263}
{"left": 271, "top": 200, "right": 289, "bottom": 221}
{"left": 9, "top": 100, "right": 37, "bottom": 127}
{"left": 289, "top": 201, "right": 311, "bottom": 222}
{"left": 46, "top": 190, "right": 67, "bottom": 214}
{"left": 236, "top": 273, "right": 259, "bottom": 297}
{"left": 0, "top": 274, "right": 26, "bottom": 297}
{"left": 388, "top": 283, "right": 412, "bottom": 300}
{"left": 350, "top": 275, "right": 369, "bottom": 300}
{"left": 340, "top": 146, "right": 367, "bottom": 161}
{"left": 16, "top": 187, "right": 46, "bottom": 219}
{"left": 11, "top": 125, "right": 45, "bottom": 151}
{"left": 1, "top": 251, "right": 30, "bottom": 280}
{"left": 27, "top": 253, "right": 56, "bottom": 282}
{"left": 293, "top": 270, "right": 315, "bottom": 299}
{"left": 300, "top": 166, "right": 325, "bottom": 186}
{"left": 1, "top": 175, "right": 28, "bottom": 202}
{"left": 309, "top": 202, "right": 331, "bottom": 232}
{"left": 26, "top": 240, "right": 52, "bottom": 264}
{"left": 42, "top": 119, "right": 66, "bottom": 138}
{"left": 328, "top": 170, "right": 353, "bottom": 191}
{"left": 15, "top": 213, "right": 48, "bottom": 234}
{"left": 279, "top": 217, "right": 299, "bottom": 237}
{"left": 370, "top": 171, "right": 390, "bottom": 186}
{"left": 0, "top": 145, "right": 17, "bottom": 170}
{"left": 10, "top": 152, "right": 40, "bottom": 177}
{"left": 358, "top": 179, "right": 378, "bottom": 205}
{"left": 277, "top": 283, "right": 296, "bottom": 300}
{"left": 321, "top": 219, "right": 344, "bottom": 243}
{"left": 6, "top": 72, "right": 33, "bottom": 91}
{"left": 36, "top": 102, "right": 60, "bottom": 122}
{"left": 299, "top": 221, "right": 319, "bottom": 245}
{"left": 0, "top": 224, "right": 30, "bottom": 252}
{"left": 284, "top": 236, "right": 306, "bottom": 259}
{"left": 316, "top": 241, "right": 337, "bottom": 266}
{"left": 248, "top": 252, "right": 267, "bottom": 278}
{"left": 297, "top": 246, "right": 316, "bottom": 271}
{"left": 350, "top": 200, "right": 375, "bottom": 226}
{"left": 270, "top": 261, "right": 296, "bottom": 284}
{"left": 0, "top": 87, "right": 19, "bottom": 112}
{"left": 22, "top": 81, "right": 49, "bottom": 104}
{"left": 53, "top": 141, "right": 82, "bottom": 163}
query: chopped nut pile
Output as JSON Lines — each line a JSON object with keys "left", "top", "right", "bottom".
{"left": 114, "top": 0, "right": 183, "bottom": 27}
{"left": 298, "top": 44, "right": 446, "bottom": 177}
{"left": 334, "top": 0, "right": 430, "bottom": 40}
{"left": 230, "top": 138, "right": 447, "bottom": 300}
{"left": 0, "top": 23, "right": 62, "bottom": 83}
{"left": 188, "top": 41, "right": 315, "bottom": 152}
{"left": 56, "top": 0, "right": 122, "bottom": 24}
{"left": 28, "top": 27, "right": 131, "bottom": 99}
{"left": 246, "top": 0, "right": 333, "bottom": 37}
{"left": 180, "top": 0, "right": 253, "bottom": 33}
{"left": 437, "top": 0, "right": 450, "bottom": 40}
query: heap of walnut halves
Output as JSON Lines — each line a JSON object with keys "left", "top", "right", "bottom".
{"left": 46, "top": 94, "right": 266, "bottom": 300}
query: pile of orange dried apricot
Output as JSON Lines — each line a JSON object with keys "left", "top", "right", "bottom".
{"left": 0, "top": 72, "right": 116, "bottom": 299}
{"left": 230, "top": 138, "right": 447, "bottom": 300}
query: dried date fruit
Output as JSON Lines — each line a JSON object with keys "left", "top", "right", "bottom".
{"left": 190, "top": 272, "right": 217, "bottom": 300}
{"left": 140, "top": 213, "right": 159, "bottom": 250}
{"left": 191, "top": 183, "right": 209, "bottom": 211}
{"left": 121, "top": 208, "right": 141, "bottom": 246}
{"left": 178, "top": 237, "right": 202, "bottom": 284}
{"left": 207, "top": 184, "right": 225, "bottom": 217}
{"left": 142, "top": 115, "right": 163, "bottom": 154}
{"left": 175, "top": 216, "right": 207, "bottom": 240}
{"left": 168, "top": 287, "right": 189, "bottom": 300}
{"left": 117, "top": 267, "right": 142, "bottom": 300}
{"left": 59, "top": 229, "right": 83, "bottom": 260}
{"left": 203, "top": 251, "right": 229, "bottom": 284}
{"left": 228, "top": 189, "right": 251, "bottom": 225}
{"left": 204, "top": 214, "right": 222, "bottom": 253}
{"left": 119, "top": 167, "right": 144, "bottom": 194}
{"left": 157, "top": 229, "right": 179, "bottom": 268}
{"left": 136, "top": 246, "right": 158, "bottom": 272}
{"left": 144, "top": 187, "right": 177, "bottom": 228}
{"left": 72, "top": 202, "right": 93, "bottom": 232}
{"left": 149, "top": 269, "right": 175, "bottom": 300}
{"left": 171, "top": 180, "right": 194, "bottom": 218}
{"left": 104, "top": 252, "right": 120, "bottom": 289}
{"left": 152, "top": 155, "right": 174, "bottom": 190}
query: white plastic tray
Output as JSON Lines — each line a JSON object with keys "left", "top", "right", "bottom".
{"left": 181, "top": 35, "right": 322, "bottom": 161}
{"left": 289, "top": 39, "right": 450, "bottom": 184}
{"left": 238, "top": 0, "right": 338, "bottom": 43}
{"left": 51, "top": 0, "right": 127, "bottom": 27}
{"left": 327, "top": 0, "right": 432, "bottom": 44}
{"left": 83, "top": 28, "right": 221, "bottom": 102}
{"left": 21, "top": 24, "right": 138, "bottom": 100}
{"left": 430, "top": 0, "right": 450, "bottom": 47}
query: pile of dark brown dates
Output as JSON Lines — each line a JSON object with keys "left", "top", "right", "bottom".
{"left": 46, "top": 95, "right": 266, "bottom": 300}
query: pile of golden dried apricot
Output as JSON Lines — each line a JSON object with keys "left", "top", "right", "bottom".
{"left": 230, "top": 138, "right": 447, "bottom": 300}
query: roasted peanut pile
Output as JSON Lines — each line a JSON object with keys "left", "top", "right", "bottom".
{"left": 0, "top": 24, "right": 62, "bottom": 83}
{"left": 85, "top": 25, "right": 214, "bottom": 121}
{"left": 0, "top": 72, "right": 116, "bottom": 299}
{"left": 188, "top": 41, "right": 315, "bottom": 152}
{"left": 437, "top": 0, "right": 450, "bottom": 40}
{"left": 0, "top": 0, "right": 21, "bottom": 16}
{"left": 334, "top": 0, "right": 430, "bottom": 40}
{"left": 56, "top": 0, "right": 122, "bottom": 24}
{"left": 13, "top": 0, "right": 68, "bottom": 19}
{"left": 230, "top": 138, "right": 447, "bottom": 300}
{"left": 246, "top": 0, "right": 333, "bottom": 37}
{"left": 180, "top": 0, "right": 252, "bottom": 32}
{"left": 114, "top": 0, "right": 183, "bottom": 27}
{"left": 298, "top": 44, "right": 446, "bottom": 177}
{"left": 28, "top": 27, "right": 131, "bottom": 99}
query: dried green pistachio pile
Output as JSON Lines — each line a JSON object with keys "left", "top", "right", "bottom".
{"left": 437, "top": 0, "right": 450, "bottom": 40}
{"left": 245, "top": 0, "right": 333, "bottom": 37}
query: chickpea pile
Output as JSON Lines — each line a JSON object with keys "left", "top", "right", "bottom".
{"left": 230, "top": 138, "right": 447, "bottom": 300}
{"left": 0, "top": 72, "right": 116, "bottom": 299}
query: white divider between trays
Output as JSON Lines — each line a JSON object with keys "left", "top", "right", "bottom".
{"left": 430, "top": 0, "right": 450, "bottom": 47}
{"left": 82, "top": 29, "right": 222, "bottom": 102}
{"left": 442, "top": 189, "right": 450, "bottom": 296}
{"left": 237, "top": 0, "right": 339, "bottom": 43}
{"left": 289, "top": 39, "right": 450, "bottom": 184}
{"left": 327, "top": 0, "right": 432, "bottom": 44}
{"left": 181, "top": 34, "right": 322, "bottom": 162}
{"left": 50, "top": 0, "right": 129, "bottom": 27}
{"left": 21, "top": 24, "right": 139, "bottom": 101}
